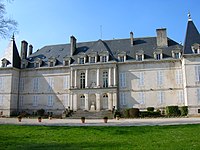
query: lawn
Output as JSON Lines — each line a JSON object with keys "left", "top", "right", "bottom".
{"left": 0, "top": 124, "right": 200, "bottom": 150}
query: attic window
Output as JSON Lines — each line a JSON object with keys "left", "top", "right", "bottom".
{"left": 90, "top": 57, "right": 96, "bottom": 63}
{"left": 154, "top": 49, "right": 163, "bottom": 60}
{"left": 118, "top": 52, "right": 126, "bottom": 62}
{"left": 79, "top": 57, "right": 85, "bottom": 64}
{"left": 136, "top": 51, "right": 144, "bottom": 61}
{"left": 34, "top": 58, "right": 42, "bottom": 68}
{"left": 172, "top": 49, "right": 181, "bottom": 59}
{"left": 1, "top": 58, "right": 10, "bottom": 68}
{"left": 191, "top": 43, "right": 200, "bottom": 54}
{"left": 48, "top": 57, "right": 57, "bottom": 67}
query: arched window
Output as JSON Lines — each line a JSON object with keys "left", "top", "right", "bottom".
{"left": 102, "top": 94, "right": 108, "bottom": 109}
{"left": 80, "top": 73, "right": 85, "bottom": 88}
{"left": 103, "top": 72, "right": 108, "bottom": 88}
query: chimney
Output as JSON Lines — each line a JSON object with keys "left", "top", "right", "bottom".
{"left": 28, "top": 44, "right": 33, "bottom": 56}
{"left": 156, "top": 28, "right": 168, "bottom": 47}
{"left": 21, "top": 40, "right": 28, "bottom": 59}
{"left": 130, "top": 31, "right": 134, "bottom": 45}
{"left": 70, "top": 35, "right": 76, "bottom": 56}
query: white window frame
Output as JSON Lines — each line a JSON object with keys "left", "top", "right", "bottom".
{"left": 102, "top": 56, "right": 108, "bottom": 62}
{"left": 33, "top": 96, "right": 38, "bottom": 107}
{"left": 138, "top": 92, "right": 145, "bottom": 104}
{"left": 90, "top": 56, "right": 96, "bottom": 63}
{"left": 119, "top": 72, "right": 126, "bottom": 88}
{"left": 120, "top": 92, "right": 126, "bottom": 106}
{"left": 195, "top": 66, "right": 200, "bottom": 82}
{"left": 138, "top": 72, "right": 144, "bottom": 86}
{"left": 48, "top": 95, "right": 53, "bottom": 107}
{"left": 33, "top": 78, "right": 39, "bottom": 92}
{"left": 157, "top": 71, "right": 164, "bottom": 86}
{"left": 177, "top": 90, "right": 184, "bottom": 104}
{"left": 176, "top": 70, "right": 182, "bottom": 85}
{"left": 63, "top": 76, "right": 70, "bottom": 89}
{"left": 157, "top": 91, "right": 164, "bottom": 104}
{"left": 79, "top": 57, "right": 85, "bottom": 64}
{"left": 0, "top": 95, "right": 3, "bottom": 106}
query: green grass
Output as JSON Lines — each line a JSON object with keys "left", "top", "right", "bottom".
{"left": 0, "top": 124, "right": 200, "bottom": 150}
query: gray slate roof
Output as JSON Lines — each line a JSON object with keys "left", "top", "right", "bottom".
{"left": 27, "top": 36, "right": 182, "bottom": 68}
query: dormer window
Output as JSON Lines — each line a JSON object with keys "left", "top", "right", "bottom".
{"left": 34, "top": 58, "right": 42, "bottom": 68}
{"left": 136, "top": 50, "right": 144, "bottom": 61}
{"left": 79, "top": 57, "right": 84, "bottom": 64}
{"left": 88, "top": 52, "right": 97, "bottom": 64}
{"left": 77, "top": 52, "right": 87, "bottom": 64}
{"left": 99, "top": 51, "right": 109, "bottom": 63}
{"left": 90, "top": 57, "right": 95, "bottom": 63}
{"left": 118, "top": 51, "right": 126, "bottom": 62}
{"left": 191, "top": 43, "right": 200, "bottom": 54}
{"left": 102, "top": 56, "right": 107, "bottom": 62}
{"left": 63, "top": 56, "right": 71, "bottom": 66}
{"left": 154, "top": 49, "right": 163, "bottom": 60}
{"left": 1, "top": 58, "right": 10, "bottom": 68}
{"left": 172, "top": 49, "right": 181, "bottom": 59}
{"left": 48, "top": 57, "right": 56, "bottom": 67}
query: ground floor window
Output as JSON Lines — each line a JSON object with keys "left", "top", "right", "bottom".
{"left": 102, "top": 94, "right": 108, "bottom": 109}
{"left": 80, "top": 95, "right": 85, "bottom": 109}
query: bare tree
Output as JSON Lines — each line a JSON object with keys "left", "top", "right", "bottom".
{"left": 0, "top": 0, "right": 17, "bottom": 39}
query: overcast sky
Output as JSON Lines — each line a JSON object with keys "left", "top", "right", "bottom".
{"left": 0, "top": 0, "right": 199, "bottom": 56}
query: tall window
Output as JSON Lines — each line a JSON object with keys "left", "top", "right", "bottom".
{"left": 33, "top": 78, "right": 39, "bottom": 92}
{"left": 176, "top": 70, "right": 182, "bottom": 85}
{"left": 79, "top": 58, "right": 84, "bottom": 64}
{"left": 47, "top": 77, "right": 54, "bottom": 91}
{"left": 19, "top": 96, "right": 24, "bottom": 108}
{"left": 80, "top": 73, "right": 85, "bottom": 88}
{"left": 138, "top": 92, "right": 145, "bottom": 104}
{"left": 102, "top": 94, "right": 108, "bottom": 109}
{"left": 174, "top": 52, "right": 180, "bottom": 59}
{"left": 120, "top": 92, "right": 126, "bottom": 106}
{"left": 119, "top": 56, "right": 124, "bottom": 62}
{"left": 63, "top": 94, "right": 69, "bottom": 107}
{"left": 156, "top": 54, "right": 161, "bottom": 60}
{"left": 80, "top": 95, "right": 85, "bottom": 109}
{"left": 177, "top": 90, "right": 183, "bottom": 103}
{"left": 0, "top": 95, "right": 3, "bottom": 106}
{"left": 138, "top": 72, "right": 144, "bottom": 86}
{"left": 157, "top": 91, "right": 164, "bottom": 104}
{"left": 64, "top": 76, "right": 70, "bottom": 89}
{"left": 90, "top": 57, "right": 95, "bottom": 63}
{"left": 33, "top": 96, "right": 38, "bottom": 107}
{"left": 20, "top": 78, "right": 24, "bottom": 92}
{"left": 119, "top": 72, "right": 126, "bottom": 88}
{"left": 157, "top": 71, "right": 164, "bottom": 86}
{"left": 0, "top": 77, "right": 4, "bottom": 91}
{"left": 197, "top": 89, "right": 200, "bottom": 103}
{"left": 103, "top": 72, "right": 108, "bottom": 88}
{"left": 195, "top": 66, "right": 200, "bottom": 82}
{"left": 137, "top": 54, "right": 143, "bottom": 61}
{"left": 48, "top": 95, "right": 53, "bottom": 107}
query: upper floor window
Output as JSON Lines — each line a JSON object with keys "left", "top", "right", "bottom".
{"left": 175, "top": 70, "right": 182, "bottom": 85}
{"left": 195, "top": 66, "right": 200, "bottom": 82}
{"left": 102, "top": 56, "right": 107, "bottom": 62}
{"left": 47, "top": 77, "right": 54, "bottom": 91}
{"left": 154, "top": 49, "right": 163, "bottom": 60}
{"left": 34, "top": 58, "right": 42, "bottom": 68}
{"left": 103, "top": 72, "right": 108, "bottom": 87}
{"left": 33, "top": 95, "right": 38, "bottom": 107}
{"left": 191, "top": 43, "right": 200, "bottom": 54}
{"left": 119, "top": 72, "right": 126, "bottom": 88}
{"left": 157, "top": 71, "right": 164, "bottom": 86}
{"left": 79, "top": 57, "right": 84, "bottom": 64}
{"left": 33, "top": 78, "right": 39, "bottom": 92}
{"left": 138, "top": 72, "right": 144, "bottom": 86}
{"left": 120, "top": 92, "right": 126, "bottom": 106}
{"left": 174, "top": 52, "right": 180, "bottom": 59}
{"left": 80, "top": 73, "right": 85, "bottom": 88}
{"left": 137, "top": 54, "right": 143, "bottom": 61}
{"left": 48, "top": 57, "right": 56, "bottom": 67}
{"left": 156, "top": 53, "right": 161, "bottom": 60}
{"left": 119, "top": 56, "right": 125, "bottom": 62}
{"left": 48, "top": 95, "right": 53, "bottom": 107}
{"left": 90, "top": 57, "right": 96, "bottom": 63}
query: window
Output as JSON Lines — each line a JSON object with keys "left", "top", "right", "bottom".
{"left": 0, "top": 77, "right": 4, "bottom": 91}
{"left": 120, "top": 92, "right": 126, "bottom": 106}
{"left": 63, "top": 94, "right": 69, "bottom": 107}
{"left": 102, "top": 94, "right": 108, "bottom": 109}
{"left": 174, "top": 52, "right": 180, "bottom": 59}
{"left": 64, "top": 76, "right": 70, "bottom": 89}
{"left": 157, "top": 71, "right": 164, "bottom": 86}
{"left": 64, "top": 60, "right": 69, "bottom": 66}
{"left": 35, "top": 62, "right": 40, "bottom": 68}
{"left": 195, "top": 66, "right": 200, "bottom": 82}
{"left": 176, "top": 70, "right": 182, "bottom": 85}
{"left": 80, "top": 73, "right": 85, "bottom": 88}
{"left": 103, "top": 72, "right": 108, "bottom": 88}
{"left": 47, "top": 77, "right": 54, "bottom": 91}
{"left": 119, "top": 72, "right": 126, "bottom": 88}
{"left": 80, "top": 95, "right": 85, "bottom": 109}
{"left": 48, "top": 95, "right": 53, "bottom": 107}
{"left": 177, "top": 91, "right": 183, "bottom": 103}
{"left": 0, "top": 95, "right": 3, "bottom": 106}
{"left": 19, "top": 96, "right": 23, "bottom": 107}
{"left": 191, "top": 44, "right": 200, "bottom": 54}
{"left": 156, "top": 54, "right": 161, "bottom": 60}
{"left": 102, "top": 56, "right": 107, "bottom": 62}
{"left": 33, "top": 78, "right": 39, "bottom": 92}
{"left": 138, "top": 72, "right": 144, "bottom": 86}
{"left": 138, "top": 92, "right": 145, "bottom": 104}
{"left": 119, "top": 56, "right": 124, "bottom": 62}
{"left": 79, "top": 58, "right": 84, "bottom": 64}
{"left": 157, "top": 91, "right": 164, "bottom": 104}
{"left": 49, "top": 62, "right": 54, "bottom": 67}
{"left": 90, "top": 57, "right": 95, "bottom": 63}
{"left": 137, "top": 54, "right": 143, "bottom": 61}
{"left": 197, "top": 89, "right": 200, "bottom": 103}
{"left": 33, "top": 96, "right": 38, "bottom": 107}
{"left": 20, "top": 78, "right": 24, "bottom": 92}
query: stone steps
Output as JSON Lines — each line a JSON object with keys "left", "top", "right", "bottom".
{"left": 68, "top": 110, "right": 114, "bottom": 119}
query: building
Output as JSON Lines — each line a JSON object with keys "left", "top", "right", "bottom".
{"left": 0, "top": 14, "right": 200, "bottom": 117}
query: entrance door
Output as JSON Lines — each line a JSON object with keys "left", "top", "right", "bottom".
{"left": 80, "top": 95, "right": 85, "bottom": 109}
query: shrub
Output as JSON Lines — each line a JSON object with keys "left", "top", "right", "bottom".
{"left": 114, "top": 110, "right": 121, "bottom": 118}
{"left": 37, "top": 109, "right": 45, "bottom": 116}
{"left": 129, "top": 108, "right": 139, "bottom": 118}
{"left": 123, "top": 109, "right": 130, "bottom": 118}
{"left": 166, "top": 106, "right": 180, "bottom": 117}
{"left": 140, "top": 111, "right": 161, "bottom": 118}
{"left": 179, "top": 106, "right": 188, "bottom": 116}
{"left": 147, "top": 107, "right": 154, "bottom": 112}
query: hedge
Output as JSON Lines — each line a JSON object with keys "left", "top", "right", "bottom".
{"left": 129, "top": 108, "right": 139, "bottom": 118}
{"left": 179, "top": 106, "right": 188, "bottom": 116}
{"left": 147, "top": 107, "right": 154, "bottom": 112}
{"left": 166, "top": 106, "right": 180, "bottom": 116}
{"left": 140, "top": 111, "right": 161, "bottom": 118}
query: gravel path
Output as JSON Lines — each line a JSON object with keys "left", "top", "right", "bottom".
{"left": 0, "top": 117, "right": 200, "bottom": 126}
